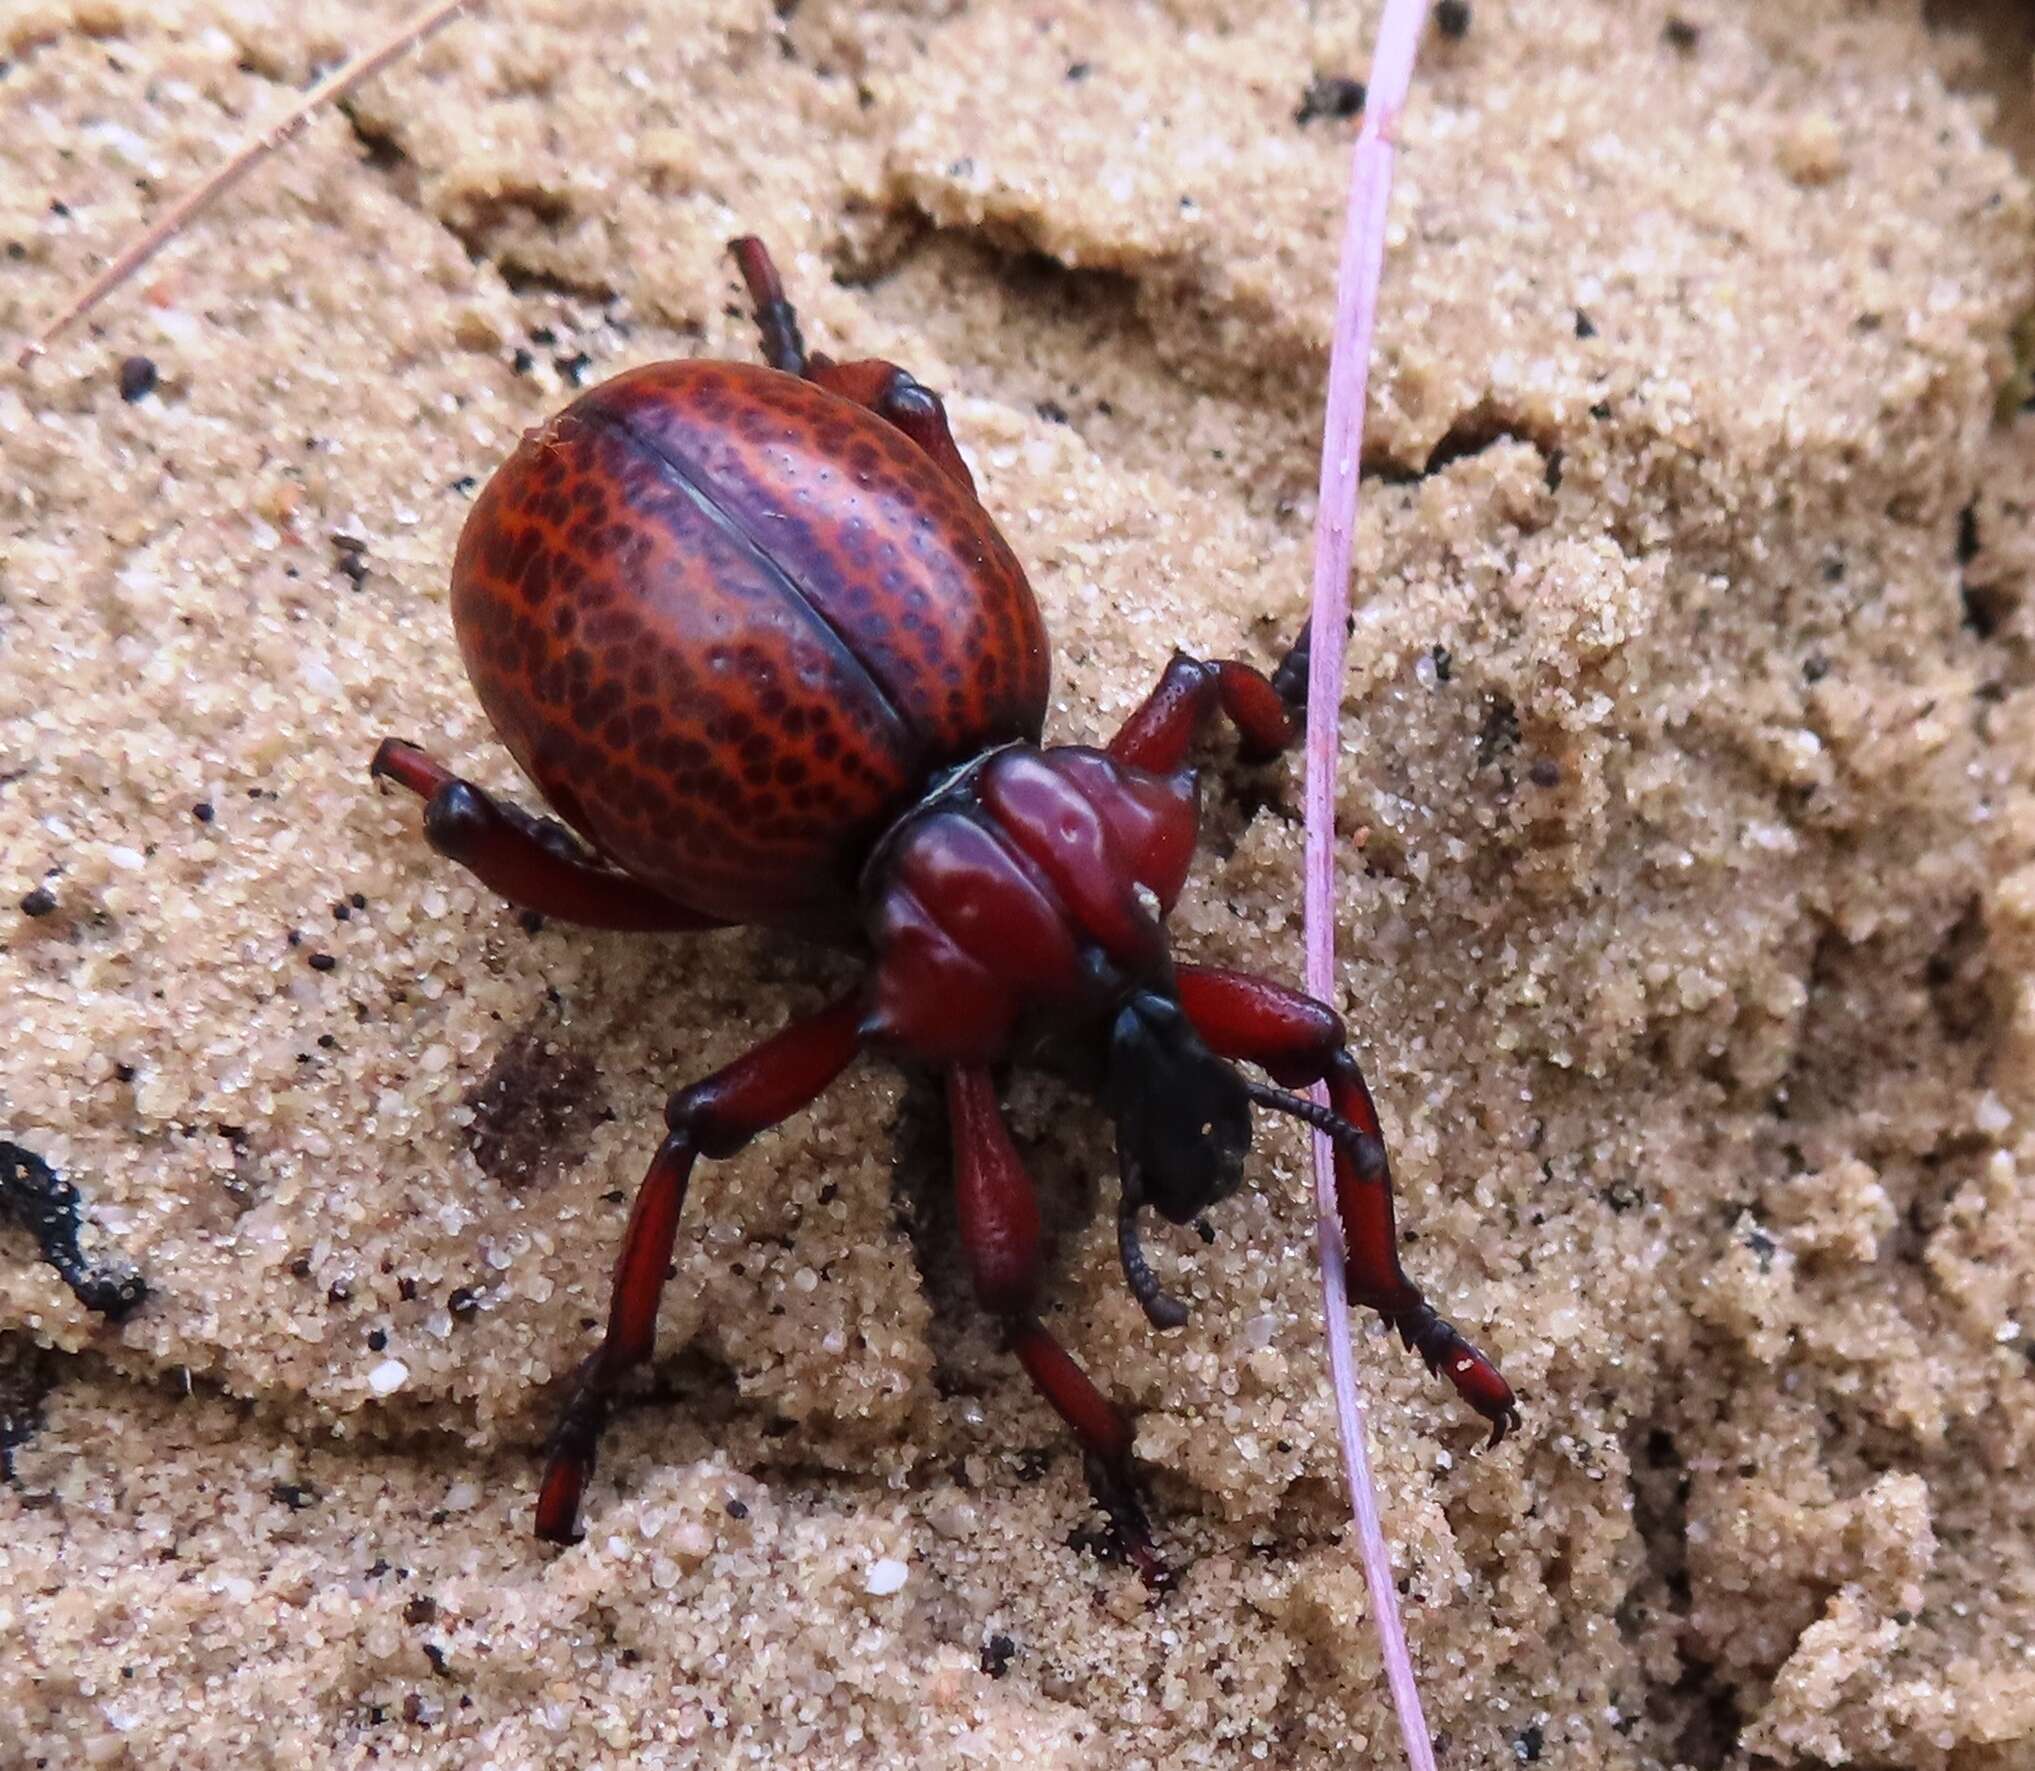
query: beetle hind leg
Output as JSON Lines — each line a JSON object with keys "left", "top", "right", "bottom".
{"left": 729, "top": 235, "right": 808, "bottom": 376}
{"left": 371, "top": 739, "right": 722, "bottom": 933}
{"left": 806, "top": 356, "right": 978, "bottom": 497}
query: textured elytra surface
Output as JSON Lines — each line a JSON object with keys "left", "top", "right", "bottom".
{"left": 452, "top": 359, "right": 1049, "bottom": 926}
{"left": 3, "top": 3, "right": 2035, "bottom": 1769}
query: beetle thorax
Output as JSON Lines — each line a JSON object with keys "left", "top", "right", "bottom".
{"left": 859, "top": 745, "right": 1203, "bottom": 1064}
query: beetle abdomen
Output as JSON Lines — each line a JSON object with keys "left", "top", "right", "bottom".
{"left": 449, "top": 361, "right": 1050, "bottom": 928}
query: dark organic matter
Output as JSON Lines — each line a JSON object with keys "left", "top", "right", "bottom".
{"left": 0, "top": 1142, "right": 146, "bottom": 1319}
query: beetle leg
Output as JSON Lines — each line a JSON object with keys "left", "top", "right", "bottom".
{"left": 1106, "top": 652, "right": 1299, "bottom": 772}
{"left": 946, "top": 1066, "right": 1170, "bottom": 1587}
{"left": 1172, "top": 963, "right": 1522, "bottom": 1445}
{"left": 807, "top": 354, "right": 979, "bottom": 499}
{"left": 371, "top": 739, "right": 724, "bottom": 932}
{"left": 729, "top": 235, "right": 807, "bottom": 377}
{"left": 725, "top": 236, "right": 979, "bottom": 495}
{"left": 536, "top": 996, "right": 865, "bottom": 1543}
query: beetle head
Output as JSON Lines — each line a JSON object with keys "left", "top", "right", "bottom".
{"left": 1105, "top": 990, "right": 1253, "bottom": 1224}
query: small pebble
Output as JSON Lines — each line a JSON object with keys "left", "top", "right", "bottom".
{"left": 117, "top": 354, "right": 158, "bottom": 402}
{"left": 864, "top": 1557, "right": 909, "bottom": 1596}
{"left": 367, "top": 1358, "right": 410, "bottom": 1396}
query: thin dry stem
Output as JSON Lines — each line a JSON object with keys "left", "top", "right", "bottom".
{"left": 15, "top": 0, "right": 477, "bottom": 370}
{"left": 1302, "top": 2, "right": 1437, "bottom": 1768}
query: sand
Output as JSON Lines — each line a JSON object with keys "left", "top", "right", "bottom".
{"left": 3, "top": 1, "right": 2034, "bottom": 1765}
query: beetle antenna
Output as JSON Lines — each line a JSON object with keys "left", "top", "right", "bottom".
{"left": 16, "top": 0, "right": 477, "bottom": 369}
{"left": 1115, "top": 1154, "right": 1190, "bottom": 1330}
{"left": 1242, "top": 1078, "right": 1387, "bottom": 1183}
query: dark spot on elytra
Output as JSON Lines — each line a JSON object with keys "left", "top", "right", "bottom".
{"left": 519, "top": 549, "right": 555, "bottom": 605}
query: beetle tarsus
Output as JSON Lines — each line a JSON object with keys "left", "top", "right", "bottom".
{"left": 535, "top": 1360, "right": 606, "bottom": 1544}
{"left": 1393, "top": 1302, "right": 1521, "bottom": 1446}
{"left": 1269, "top": 620, "right": 1313, "bottom": 712}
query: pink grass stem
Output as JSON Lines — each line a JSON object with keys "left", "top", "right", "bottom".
{"left": 1302, "top": 4, "right": 1435, "bottom": 1768}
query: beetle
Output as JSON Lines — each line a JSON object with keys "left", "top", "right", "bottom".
{"left": 370, "top": 238, "right": 1518, "bottom": 1580}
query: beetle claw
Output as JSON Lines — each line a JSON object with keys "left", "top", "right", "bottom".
{"left": 1082, "top": 1453, "right": 1174, "bottom": 1592}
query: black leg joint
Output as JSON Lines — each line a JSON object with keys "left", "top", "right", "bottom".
{"left": 1269, "top": 623, "right": 1311, "bottom": 710}
{"left": 878, "top": 373, "right": 940, "bottom": 424}
{"left": 755, "top": 300, "right": 806, "bottom": 376}
{"left": 422, "top": 780, "right": 493, "bottom": 859}
{"left": 663, "top": 1093, "right": 745, "bottom": 1159}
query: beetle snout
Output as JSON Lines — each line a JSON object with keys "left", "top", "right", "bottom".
{"left": 1106, "top": 990, "right": 1256, "bottom": 1224}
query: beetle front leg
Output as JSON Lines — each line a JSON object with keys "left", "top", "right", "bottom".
{"left": 1107, "top": 651, "right": 1301, "bottom": 772}
{"left": 535, "top": 996, "right": 864, "bottom": 1542}
{"left": 947, "top": 1066, "right": 1169, "bottom": 1586}
{"left": 1173, "top": 964, "right": 1521, "bottom": 1444}
{"left": 372, "top": 739, "right": 722, "bottom": 933}
{"left": 806, "top": 355, "right": 980, "bottom": 498}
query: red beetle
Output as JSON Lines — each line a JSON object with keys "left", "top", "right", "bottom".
{"left": 372, "top": 239, "right": 1516, "bottom": 1580}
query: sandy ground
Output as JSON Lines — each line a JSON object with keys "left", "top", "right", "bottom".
{"left": 4, "top": 2, "right": 2034, "bottom": 1766}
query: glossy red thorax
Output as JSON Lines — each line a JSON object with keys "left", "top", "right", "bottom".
{"left": 860, "top": 743, "right": 1202, "bottom": 1064}
{"left": 449, "top": 358, "right": 1050, "bottom": 932}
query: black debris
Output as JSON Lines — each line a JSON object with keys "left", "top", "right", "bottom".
{"left": 0, "top": 1141, "right": 147, "bottom": 1318}
{"left": 117, "top": 355, "right": 158, "bottom": 402}
{"left": 1295, "top": 74, "right": 1365, "bottom": 126}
